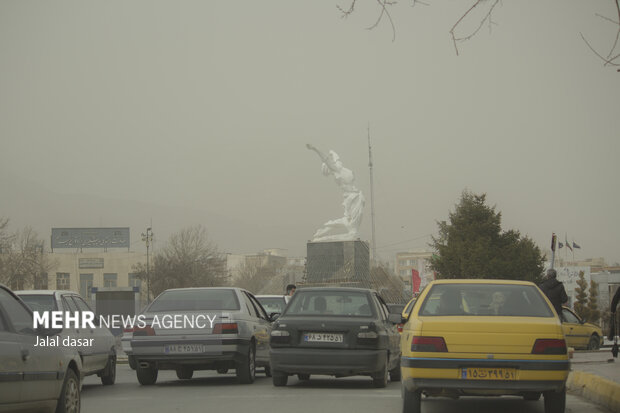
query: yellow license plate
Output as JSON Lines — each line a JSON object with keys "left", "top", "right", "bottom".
{"left": 461, "top": 367, "right": 517, "bottom": 380}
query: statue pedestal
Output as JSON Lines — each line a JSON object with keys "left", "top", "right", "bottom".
{"left": 305, "top": 240, "right": 370, "bottom": 287}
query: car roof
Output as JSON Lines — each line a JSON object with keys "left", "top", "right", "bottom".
{"left": 293, "top": 287, "right": 376, "bottom": 293}
{"left": 163, "top": 287, "right": 241, "bottom": 292}
{"left": 256, "top": 295, "right": 286, "bottom": 298}
{"left": 14, "top": 290, "right": 75, "bottom": 295}
{"left": 428, "top": 279, "right": 536, "bottom": 286}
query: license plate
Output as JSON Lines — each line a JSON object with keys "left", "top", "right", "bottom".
{"left": 304, "top": 332, "right": 343, "bottom": 343}
{"left": 461, "top": 367, "right": 517, "bottom": 380}
{"left": 164, "top": 344, "right": 205, "bottom": 354}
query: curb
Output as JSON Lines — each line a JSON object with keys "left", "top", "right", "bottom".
{"left": 567, "top": 371, "right": 620, "bottom": 413}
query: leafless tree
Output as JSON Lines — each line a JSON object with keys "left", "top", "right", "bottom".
{"left": 581, "top": 0, "right": 620, "bottom": 70}
{"left": 0, "top": 220, "right": 57, "bottom": 289}
{"left": 133, "top": 225, "right": 228, "bottom": 298}
{"left": 336, "top": 0, "right": 620, "bottom": 70}
{"left": 232, "top": 260, "right": 287, "bottom": 295}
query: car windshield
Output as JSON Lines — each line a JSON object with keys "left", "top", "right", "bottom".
{"left": 147, "top": 289, "right": 240, "bottom": 312}
{"left": 418, "top": 284, "right": 554, "bottom": 317}
{"left": 257, "top": 297, "right": 286, "bottom": 314}
{"left": 285, "top": 291, "right": 373, "bottom": 317}
{"left": 18, "top": 294, "right": 58, "bottom": 312}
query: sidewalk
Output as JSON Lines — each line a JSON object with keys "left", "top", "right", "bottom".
{"left": 568, "top": 349, "right": 620, "bottom": 413}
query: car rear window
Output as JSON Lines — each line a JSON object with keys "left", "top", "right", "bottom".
{"left": 285, "top": 291, "right": 373, "bottom": 317}
{"left": 18, "top": 294, "right": 58, "bottom": 312}
{"left": 147, "top": 289, "right": 240, "bottom": 312}
{"left": 418, "top": 283, "right": 554, "bottom": 317}
{"left": 256, "top": 297, "right": 286, "bottom": 314}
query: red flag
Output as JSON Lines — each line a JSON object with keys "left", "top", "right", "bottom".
{"left": 412, "top": 269, "right": 421, "bottom": 294}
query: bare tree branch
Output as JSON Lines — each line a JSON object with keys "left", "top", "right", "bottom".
{"left": 338, "top": 0, "right": 397, "bottom": 42}
{"left": 450, "top": 0, "right": 500, "bottom": 56}
{"left": 580, "top": 32, "right": 620, "bottom": 67}
{"left": 366, "top": 0, "right": 397, "bottom": 41}
{"left": 337, "top": 0, "right": 358, "bottom": 18}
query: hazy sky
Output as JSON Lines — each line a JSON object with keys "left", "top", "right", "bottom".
{"left": 1, "top": 1, "right": 619, "bottom": 264}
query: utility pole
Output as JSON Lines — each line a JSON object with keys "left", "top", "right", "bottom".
{"left": 367, "top": 124, "right": 377, "bottom": 263}
{"left": 141, "top": 227, "right": 153, "bottom": 303}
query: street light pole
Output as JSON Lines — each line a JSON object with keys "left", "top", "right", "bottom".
{"left": 141, "top": 227, "right": 153, "bottom": 303}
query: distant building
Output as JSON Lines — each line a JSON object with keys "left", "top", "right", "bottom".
{"left": 395, "top": 251, "right": 434, "bottom": 290}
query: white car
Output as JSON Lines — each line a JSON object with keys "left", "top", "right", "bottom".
{"left": 0, "top": 284, "right": 82, "bottom": 412}
{"left": 256, "top": 295, "right": 289, "bottom": 316}
{"left": 16, "top": 290, "right": 117, "bottom": 385}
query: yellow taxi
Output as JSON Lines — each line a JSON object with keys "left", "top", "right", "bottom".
{"left": 400, "top": 279, "right": 569, "bottom": 413}
{"left": 402, "top": 297, "right": 417, "bottom": 319}
{"left": 561, "top": 306, "right": 603, "bottom": 350}
{"left": 396, "top": 297, "right": 417, "bottom": 334}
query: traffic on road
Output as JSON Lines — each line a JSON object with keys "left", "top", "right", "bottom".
{"left": 0, "top": 282, "right": 614, "bottom": 413}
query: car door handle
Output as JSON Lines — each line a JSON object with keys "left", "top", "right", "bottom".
{"left": 21, "top": 349, "right": 29, "bottom": 361}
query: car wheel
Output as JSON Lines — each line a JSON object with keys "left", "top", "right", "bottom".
{"left": 136, "top": 364, "right": 158, "bottom": 385}
{"left": 272, "top": 370, "right": 288, "bottom": 387}
{"left": 176, "top": 367, "right": 194, "bottom": 380}
{"left": 128, "top": 355, "right": 137, "bottom": 370}
{"left": 217, "top": 367, "right": 229, "bottom": 374}
{"left": 524, "top": 392, "right": 541, "bottom": 401}
{"left": 588, "top": 335, "right": 600, "bottom": 350}
{"left": 389, "top": 364, "right": 401, "bottom": 382}
{"left": 402, "top": 388, "right": 421, "bottom": 413}
{"left": 372, "top": 356, "right": 389, "bottom": 388}
{"left": 56, "top": 368, "right": 80, "bottom": 413}
{"left": 543, "top": 388, "right": 566, "bottom": 413}
{"left": 100, "top": 354, "right": 116, "bottom": 385}
{"left": 264, "top": 365, "right": 272, "bottom": 377}
{"left": 236, "top": 342, "right": 256, "bottom": 384}
{"left": 297, "top": 373, "right": 310, "bottom": 381}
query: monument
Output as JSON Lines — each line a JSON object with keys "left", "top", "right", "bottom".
{"left": 305, "top": 144, "right": 370, "bottom": 286}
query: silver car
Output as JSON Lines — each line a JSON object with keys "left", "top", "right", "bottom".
{"left": 0, "top": 284, "right": 82, "bottom": 413}
{"left": 129, "top": 287, "right": 273, "bottom": 385}
{"left": 16, "top": 290, "right": 117, "bottom": 386}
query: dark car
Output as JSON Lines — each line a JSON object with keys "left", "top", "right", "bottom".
{"left": 269, "top": 287, "right": 401, "bottom": 387}
{"left": 129, "top": 287, "right": 274, "bottom": 385}
{"left": 0, "top": 284, "right": 82, "bottom": 413}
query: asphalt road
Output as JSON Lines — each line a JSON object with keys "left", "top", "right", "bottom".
{"left": 81, "top": 365, "right": 611, "bottom": 413}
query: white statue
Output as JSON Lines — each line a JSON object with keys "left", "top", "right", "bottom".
{"left": 306, "top": 144, "right": 365, "bottom": 242}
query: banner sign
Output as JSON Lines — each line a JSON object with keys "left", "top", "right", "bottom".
{"left": 79, "top": 258, "right": 105, "bottom": 269}
{"left": 52, "top": 228, "right": 130, "bottom": 249}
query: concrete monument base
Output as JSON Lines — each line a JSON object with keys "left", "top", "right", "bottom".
{"left": 304, "top": 240, "right": 370, "bottom": 287}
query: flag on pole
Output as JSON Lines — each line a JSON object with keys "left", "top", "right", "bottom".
{"left": 412, "top": 269, "right": 421, "bottom": 294}
{"left": 558, "top": 242, "right": 564, "bottom": 249}
{"left": 565, "top": 234, "right": 573, "bottom": 252}
{"left": 572, "top": 242, "right": 581, "bottom": 249}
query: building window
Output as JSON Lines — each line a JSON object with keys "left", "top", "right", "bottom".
{"left": 56, "top": 273, "right": 70, "bottom": 290}
{"left": 10, "top": 275, "right": 24, "bottom": 291}
{"left": 103, "top": 273, "right": 117, "bottom": 288}
{"left": 34, "top": 273, "right": 48, "bottom": 290}
{"left": 80, "top": 274, "right": 94, "bottom": 299}
{"left": 128, "top": 273, "right": 141, "bottom": 289}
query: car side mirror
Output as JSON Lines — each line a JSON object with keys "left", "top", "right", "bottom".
{"left": 269, "top": 312, "right": 281, "bottom": 322}
{"left": 579, "top": 319, "right": 586, "bottom": 324}
{"left": 388, "top": 313, "right": 405, "bottom": 324}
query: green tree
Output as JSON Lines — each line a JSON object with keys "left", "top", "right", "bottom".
{"left": 430, "top": 191, "right": 544, "bottom": 282}
{"left": 133, "top": 225, "right": 228, "bottom": 298}
{"left": 587, "top": 280, "right": 600, "bottom": 323}
{"left": 573, "top": 271, "right": 589, "bottom": 320}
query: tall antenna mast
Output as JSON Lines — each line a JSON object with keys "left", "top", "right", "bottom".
{"left": 367, "top": 124, "right": 377, "bottom": 263}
